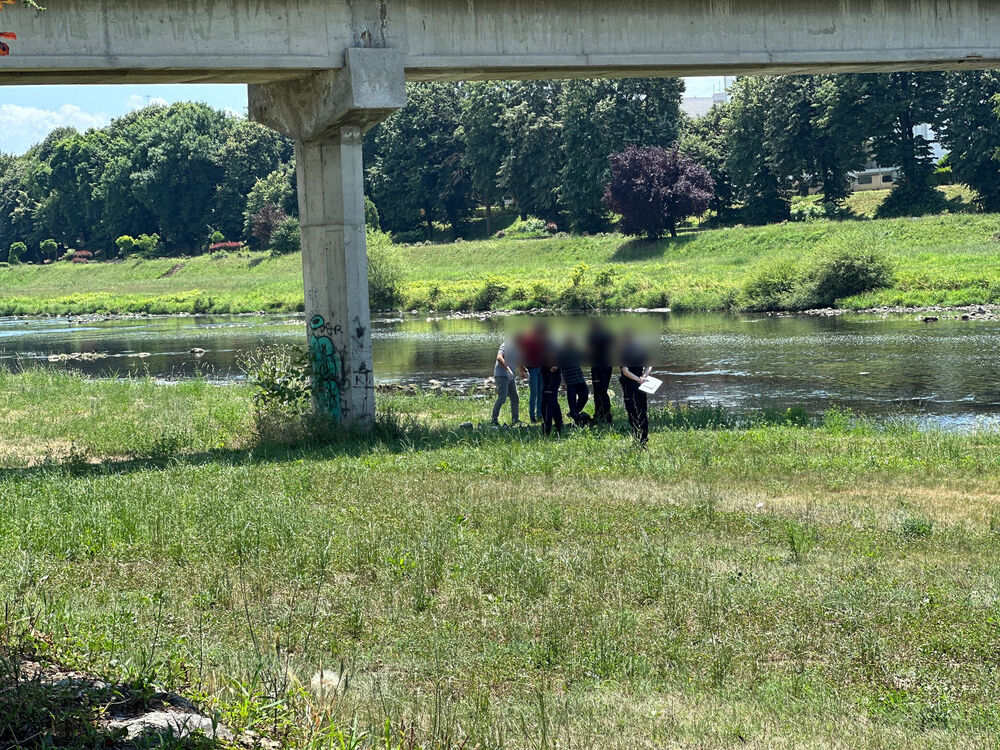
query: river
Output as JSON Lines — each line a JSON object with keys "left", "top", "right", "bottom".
{"left": 3, "top": 311, "right": 1000, "bottom": 430}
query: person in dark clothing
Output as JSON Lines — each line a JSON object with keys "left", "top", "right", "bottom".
{"left": 587, "top": 320, "right": 615, "bottom": 425}
{"left": 518, "top": 324, "right": 547, "bottom": 423}
{"left": 557, "top": 336, "right": 591, "bottom": 426}
{"left": 619, "top": 332, "right": 652, "bottom": 445}
{"left": 540, "top": 349, "right": 564, "bottom": 436}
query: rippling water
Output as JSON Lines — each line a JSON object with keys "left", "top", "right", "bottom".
{"left": 3, "top": 311, "right": 1000, "bottom": 430}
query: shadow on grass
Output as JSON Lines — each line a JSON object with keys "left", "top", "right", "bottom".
{"left": 610, "top": 234, "right": 697, "bottom": 262}
{"left": 0, "top": 403, "right": 816, "bottom": 480}
{"left": 0, "top": 649, "right": 229, "bottom": 749}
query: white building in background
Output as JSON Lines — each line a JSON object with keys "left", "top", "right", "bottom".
{"left": 681, "top": 76, "right": 732, "bottom": 119}
{"left": 849, "top": 124, "right": 946, "bottom": 192}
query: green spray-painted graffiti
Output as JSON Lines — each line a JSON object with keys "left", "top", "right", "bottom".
{"left": 308, "top": 313, "right": 343, "bottom": 424}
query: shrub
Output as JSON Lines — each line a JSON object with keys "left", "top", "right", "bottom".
{"left": 239, "top": 347, "right": 312, "bottom": 443}
{"left": 790, "top": 236, "right": 895, "bottom": 309}
{"left": 210, "top": 230, "right": 226, "bottom": 245}
{"left": 269, "top": 217, "right": 300, "bottom": 255}
{"left": 135, "top": 234, "right": 160, "bottom": 256}
{"left": 253, "top": 204, "right": 288, "bottom": 250}
{"left": 931, "top": 166, "right": 954, "bottom": 187}
{"left": 503, "top": 218, "right": 547, "bottom": 239}
{"left": 365, "top": 196, "right": 381, "bottom": 231}
{"left": 738, "top": 259, "right": 799, "bottom": 311}
{"left": 117, "top": 234, "right": 160, "bottom": 257}
{"left": 7, "top": 242, "right": 26, "bottom": 264}
{"left": 472, "top": 276, "right": 508, "bottom": 310}
{"left": 39, "top": 238, "right": 58, "bottom": 261}
{"left": 71, "top": 250, "right": 93, "bottom": 264}
{"left": 115, "top": 235, "right": 136, "bottom": 256}
{"left": 367, "top": 230, "right": 403, "bottom": 308}
{"left": 545, "top": 222, "right": 559, "bottom": 234}
{"left": 789, "top": 200, "right": 830, "bottom": 222}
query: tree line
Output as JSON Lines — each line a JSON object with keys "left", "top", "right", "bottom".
{"left": 3, "top": 72, "right": 1000, "bottom": 262}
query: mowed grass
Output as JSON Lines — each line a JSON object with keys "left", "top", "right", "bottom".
{"left": 4, "top": 369, "right": 1000, "bottom": 747}
{"left": 6, "top": 205, "right": 1000, "bottom": 314}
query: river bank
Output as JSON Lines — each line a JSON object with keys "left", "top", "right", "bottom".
{"left": 3, "top": 212, "right": 1000, "bottom": 316}
{"left": 3, "top": 369, "right": 1000, "bottom": 747}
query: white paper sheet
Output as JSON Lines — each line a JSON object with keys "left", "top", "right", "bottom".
{"left": 638, "top": 376, "right": 662, "bottom": 395}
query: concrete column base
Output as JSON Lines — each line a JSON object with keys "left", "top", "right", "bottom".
{"left": 250, "top": 49, "right": 406, "bottom": 427}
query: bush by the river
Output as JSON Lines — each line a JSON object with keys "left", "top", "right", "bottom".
{"left": 739, "top": 231, "right": 895, "bottom": 310}
{"left": 368, "top": 230, "right": 405, "bottom": 308}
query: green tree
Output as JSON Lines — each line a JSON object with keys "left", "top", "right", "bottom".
{"left": 458, "top": 82, "right": 511, "bottom": 235}
{"left": 498, "top": 81, "right": 564, "bottom": 222}
{"left": 39, "top": 238, "right": 58, "bottom": 261}
{"left": 764, "top": 75, "right": 870, "bottom": 206}
{"left": 867, "top": 72, "right": 947, "bottom": 217}
{"left": 212, "top": 119, "right": 294, "bottom": 241}
{"left": 938, "top": 71, "right": 1000, "bottom": 211}
{"left": 680, "top": 103, "right": 735, "bottom": 219}
{"left": 726, "top": 77, "right": 791, "bottom": 224}
{"left": 243, "top": 164, "right": 296, "bottom": 246}
{"left": 367, "top": 82, "right": 474, "bottom": 238}
{"left": 127, "top": 103, "right": 230, "bottom": 252}
{"left": 269, "top": 217, "right": 300, "bottom": 255}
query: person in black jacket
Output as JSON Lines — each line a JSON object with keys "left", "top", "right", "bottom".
{"left": 540, "top": 344, "right": 564, "bottom": 436}
{"left": 587, "top": 319, "right": 615, "bottom": 425}
{"left": 619, "top": 331, "right": 652, "bottom": 445}
{"left": 558, "top": 335, "right": 591, "bottom": 426}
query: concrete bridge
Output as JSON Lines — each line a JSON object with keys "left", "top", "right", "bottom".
{"left": 2, "top": 0, "right": 995, "bottom": 424}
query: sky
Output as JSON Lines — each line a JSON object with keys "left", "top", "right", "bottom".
{"left": 0, "top": 77, "right": 726, "bottom": 156}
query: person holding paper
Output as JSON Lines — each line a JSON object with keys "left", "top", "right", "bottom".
{"left": 619, "top": 332, "right": 652, "bottom": 445}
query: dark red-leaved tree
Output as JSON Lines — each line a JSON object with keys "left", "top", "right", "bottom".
{"left": 604, "top": 144, "right": 714, "bottom": 239}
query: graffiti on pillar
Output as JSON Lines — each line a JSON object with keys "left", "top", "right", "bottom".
{"left": 308, "top": 314, "right": 344, "bottom": 424}
{"left": 0, "top": 0, "right": 41, "bottom": 57}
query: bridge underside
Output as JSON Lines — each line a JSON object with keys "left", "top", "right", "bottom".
{"left": 3, "top": 0, "right": 996, "bottom": 425}
{"left": 2, "top": 59, "right": 997, "bottom": 86}
{"left": 3, "top": 0, "right": 1000, "bottom": 86}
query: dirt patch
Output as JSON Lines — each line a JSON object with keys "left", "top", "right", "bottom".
{"left": 160, "top": 262, "right": 185, "bottom": 278}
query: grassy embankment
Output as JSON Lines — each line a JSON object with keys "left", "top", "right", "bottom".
{"left": 3, "top": 187, "right": 1000, "bottom": 315}
{"left": 5, "top": 369, "right": 1000, "bottom": 747}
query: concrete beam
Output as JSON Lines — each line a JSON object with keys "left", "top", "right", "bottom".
{"left": 3, "top": 0, "right": 1000, "bottom": 84}
{"left": 250, "top": 49, "right": 405, "bottom": 427}
{"left": 249, "top": 48, "right": 406, "bottom": 141}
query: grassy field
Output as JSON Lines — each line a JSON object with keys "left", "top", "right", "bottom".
{"left": 3, "top": 187, "right": 1000, "bottom": 314}
{"left": 5, "top": 369, "right": 1000, "bottom": 747}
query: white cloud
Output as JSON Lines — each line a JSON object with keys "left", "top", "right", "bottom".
{"left": 0, "top": 103, "right": 109, "bottom": 154}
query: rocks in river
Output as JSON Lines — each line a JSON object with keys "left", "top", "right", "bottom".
{"left": 47, "top": 352, "right": 108, "bottom": 362}
{"left": 922, "top": 316, "right": 939, "bottom": 323}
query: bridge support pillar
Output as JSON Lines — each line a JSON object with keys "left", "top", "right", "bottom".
{"left": 249, "top": 48, "right": 406, "bottom": 427}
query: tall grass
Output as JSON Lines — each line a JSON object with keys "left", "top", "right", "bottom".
{"left": 4, "top": 372, "right": 1000, "bottom": 746}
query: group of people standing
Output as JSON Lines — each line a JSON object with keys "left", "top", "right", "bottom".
{"left": 491, "top": 321, "right": 653, "bottom": 444}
